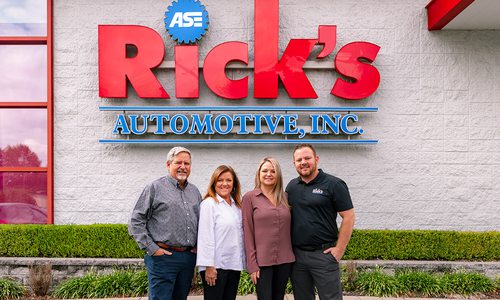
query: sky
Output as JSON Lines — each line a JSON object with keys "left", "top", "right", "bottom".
{"left": 0, "top": 0, "right": 46, "bottom": 35}
{"left": 0, "top": 45, "right": 47, "bottom": 101}
{"left": 0, "top": 0, "right": 46, "bottom": 23}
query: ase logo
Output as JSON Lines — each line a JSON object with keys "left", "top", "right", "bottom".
{"left": 168, "top": 12, "right": 204, "bottom": 28}
{"left": 164, "top": 0, "right": 209, "bottom": 44}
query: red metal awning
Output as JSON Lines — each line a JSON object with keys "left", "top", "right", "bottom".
{"left": 426, "top": 0, "right": 500, "bottom": 30}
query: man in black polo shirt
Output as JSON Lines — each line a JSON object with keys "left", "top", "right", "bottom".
{"left": 286, "top": 144, "right": 355, "bottom": 300}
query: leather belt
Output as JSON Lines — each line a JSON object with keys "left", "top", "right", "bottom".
{"left": 156, "top": 242, "right": 193, "bottom": 252}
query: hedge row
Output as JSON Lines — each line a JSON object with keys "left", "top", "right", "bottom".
{"left": 0, "top": 225, "right": 498, "bottom": 260}
{"left": 0, "top": 224, "right": 142, "bottom": 258}
{"left": 348, "top": 229, "right": 499, "bottom": 261}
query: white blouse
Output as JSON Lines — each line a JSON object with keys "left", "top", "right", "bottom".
{"left": 196, "top": 195, "right": 245, "bottom": 271}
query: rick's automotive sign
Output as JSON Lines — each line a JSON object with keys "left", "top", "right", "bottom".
{"left": 98, "top": 0, "right": 381, "bottom": 144}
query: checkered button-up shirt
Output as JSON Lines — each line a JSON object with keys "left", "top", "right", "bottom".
{"left": 129, "top": 175, "right": 202, "bottom": 255}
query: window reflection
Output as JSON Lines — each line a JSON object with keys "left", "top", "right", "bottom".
{"left": 0, "top": 0, "right": 46, "bottom": 36}
{"left": 0, "top": 45, "right": 47, "bottom": 102}
{"left": 0, "top": 109, "right": 47, "bottom": 167}
{"left": 0, "top": 172, "right": 47, "bottom": 224}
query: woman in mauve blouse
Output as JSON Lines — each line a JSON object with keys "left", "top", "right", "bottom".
{"left": 242, "top": 157, "right": 295, "bottom": 300}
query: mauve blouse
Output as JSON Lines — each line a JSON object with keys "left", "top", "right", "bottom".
{"left": 242, "top": 189, "right": 295, "bottom": 274}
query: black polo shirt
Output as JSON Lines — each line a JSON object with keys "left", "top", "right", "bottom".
{"left": 286, "top": 169, "right": 353, "bottom": 248}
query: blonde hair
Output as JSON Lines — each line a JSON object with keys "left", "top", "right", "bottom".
{"left": 254, "top": 157, "right": 288, "bottom": 208}
{"left": 204, "top": 165, "right": 242, "bottom": 208}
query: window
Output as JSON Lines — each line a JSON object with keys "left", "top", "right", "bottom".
{"left": 0, "top": 0, "right": 53, "bottom": 224}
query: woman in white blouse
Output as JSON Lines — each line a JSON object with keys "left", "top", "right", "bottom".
{"left": 196, "top": 165, "right": 245, "bottom": 300}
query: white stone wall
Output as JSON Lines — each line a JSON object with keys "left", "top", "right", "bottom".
{"left": 53, "top": 0, "right": 500, "bottom": 230}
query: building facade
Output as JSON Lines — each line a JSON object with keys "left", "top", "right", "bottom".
{"left": 1, "top": 0, "right": 499, "bottom": 230}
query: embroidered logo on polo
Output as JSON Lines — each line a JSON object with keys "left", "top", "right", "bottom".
{"left": 312, "top": 188, "right": 324, "bottom": 194}
{"left": 164, "top": 0, "right": 209, "bottom": 44}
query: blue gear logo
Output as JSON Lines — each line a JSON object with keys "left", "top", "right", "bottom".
{"left": 164, "top": 0, "right": 209, "bottom": 44}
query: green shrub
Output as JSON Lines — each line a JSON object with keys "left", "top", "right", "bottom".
{"left": 346, "top": 229, "right": 499, "bottom": 261}
{"left": 52, "top": 272, "right": 100, "bottom": 299}
{"left": 439, "top": 272, "right": 495, "bottom": 296}
{"left": 130, "top": 270, "right": 149, "bottom": 295}
{"left": 50, "top": 268, "right": 498, "bottom": 299}
{"left": 52, "top": 270, "right": 148, "bottom": 299}
{"left": 0, "top": 278, "right": 27, "bottom": 300}
{"left": 0, "top": 224, "right": 142, "bottom": 258}
{"left": 354, "top": 268, "right": 400, "bottom": 297}
{"left": 395, "top": 270, "right": 441, "bottom": 296}
{"left": 0, "top": 225, "right": 498, "bottom": 260}
{"left": 284, "top": 278, "right": 293, "bottom": 294}
{"left": 341, "top": 261, "right": 358, "bottom": 292}
{"left": 237, "top": 272, "right": 256, "bottom": 295}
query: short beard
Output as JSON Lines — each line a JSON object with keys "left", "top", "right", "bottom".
{"left": 300, "top": 169, "right": 312, "bottom": 177}
{"left": 176, "top": 173, "right": 188, "bottom": 181}
{"left": 298, "top": 165, "right": 316, "bottom": 178}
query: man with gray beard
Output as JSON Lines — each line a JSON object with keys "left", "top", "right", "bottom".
{"left": 129, "top": 146, "right": 202, "bottom": 300}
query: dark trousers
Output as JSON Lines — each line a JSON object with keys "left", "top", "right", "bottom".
{"left": 256, "top": 263, "right": 293, "bottom": 300}
{"left": 144, "top": 251, "right": 196, "bottom": 300}
{"left": 200, "top": 269, "right": 241, "bottom": 300}
{"left": 291, "top": 248, "right": 342, "bottom": 300}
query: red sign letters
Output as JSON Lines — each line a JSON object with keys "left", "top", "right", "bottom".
{"left": 98, "top": 0, "right": 381, "bottom": 100}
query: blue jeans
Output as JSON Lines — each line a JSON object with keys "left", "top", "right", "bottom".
{"left": 144, "top": 251, "right": 196, "bottom": 300}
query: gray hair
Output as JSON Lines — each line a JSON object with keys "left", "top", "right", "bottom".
{"left": 166, "top": 146, "right": 192, "bottom": 163}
